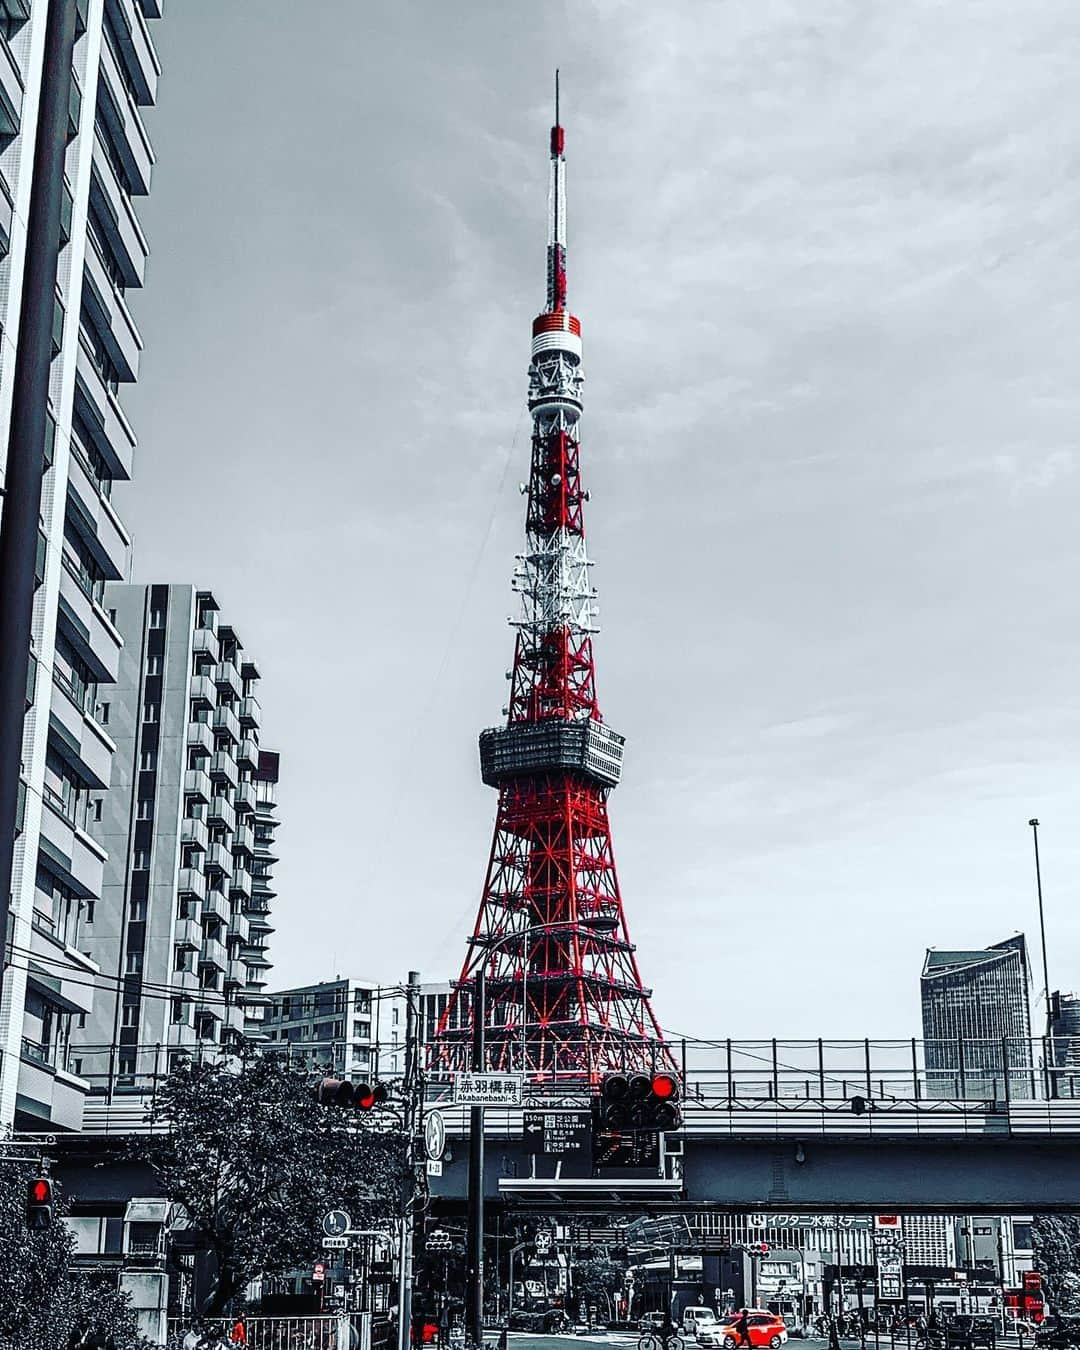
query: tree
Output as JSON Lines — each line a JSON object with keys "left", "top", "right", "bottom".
{"left": 141, "top": 1055, "right": 409, "bottom": 1317}
{"left": 0, "top": 1160, "right": 145, "bottom": 1350}
{"left": 1033, "top": 1215, "right": 1080, "bottom": 1312}
{"left": 571, "top": 1255, "right": 625, "bottom": 1321}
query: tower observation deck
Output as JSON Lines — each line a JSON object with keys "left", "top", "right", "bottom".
{"left": 431, "top": 79, "right": 670, "bottom": 1083}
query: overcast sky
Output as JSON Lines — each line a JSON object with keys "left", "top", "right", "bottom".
{"left": 121, "top": 0, "right": 1080, "bottom": 1041}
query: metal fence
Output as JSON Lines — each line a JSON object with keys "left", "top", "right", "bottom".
{"left": 166, "top": 1314, "right": 369, "bottom": 1350}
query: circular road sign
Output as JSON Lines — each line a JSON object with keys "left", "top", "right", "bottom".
{"left": 424, "top": 1109, "right": 446, "bottom": 1162}
{"left": 322, "top": 1209, "right": 351, "bottom": 1237}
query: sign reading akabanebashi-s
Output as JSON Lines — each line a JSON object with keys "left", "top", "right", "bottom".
{"left": 453, "top": 1072, "right": 523, "bottom": 1106}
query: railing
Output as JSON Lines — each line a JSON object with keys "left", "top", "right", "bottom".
{"left": 166, "top": 1314, "right": 369, "bottom": 1350}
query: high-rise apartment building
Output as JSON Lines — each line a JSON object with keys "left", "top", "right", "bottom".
{"left": 264, "top": 979, "right": 406, "bottom": 1080}
{"left": 902, "top": 1214, "right": 957, "bottom": 1267}
{"left": 71, "top": 585, "right": 279, "bottom": 1118}
{"left": 0, "top": 0, "right": 162, "bottom": 1131}
{"left": 921, "top": 936, "right": 1033, "bottom": 1099}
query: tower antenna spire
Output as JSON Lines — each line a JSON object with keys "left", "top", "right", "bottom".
{"left": 547, "top": 69, "right": 567, "bottom": 312}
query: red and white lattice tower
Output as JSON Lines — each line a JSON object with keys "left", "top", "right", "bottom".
{"left": 432, "top": 79, "right": 670, "bottom": 1083}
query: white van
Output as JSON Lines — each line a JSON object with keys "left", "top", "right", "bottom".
{"left": 683, "top": 1308, "right": 720, "bottom": 1338}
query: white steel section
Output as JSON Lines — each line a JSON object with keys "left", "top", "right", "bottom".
{"left": 511, "top": 527, "right": 598, "bottom": 639}
{"left": 528, "top": 350, "right": 583, "bottom": 414}
{"left": 548, "top": 156, "right": 566, "bottom": 248}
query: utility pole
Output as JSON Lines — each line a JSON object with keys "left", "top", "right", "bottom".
{"left": 465, "top": 962, "right": 486, "bottom": 1348}
{"left": 397, "top": 970, "right": 421, "bottom": 1350}
{"left": 0, "top": 0, "right": 79, "bottom": 995}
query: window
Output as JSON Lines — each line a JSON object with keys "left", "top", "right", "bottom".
{"left": 1013, "top": 1222, "right": 1033, "bottom": 1250}
{"left": 143, "top": 702, "right": 159, "bottom": 723}
{"left": 125, "top": 950, "right": 143, "bottom": 975}
{"left": 136, "top": 798, "right": 153, "bottom": 820}
{"left": 171, "top": 997, "right": 186, "bottom": 1024}
{"left": 77, "top": 1013, "right": 86, "bottom": 1030}
{"left": 121, "top": 1005, "right": 139, "bottom": 1028}
{"left": 139, "top": 750, "right": 157, "bottom": 771}
{"left": 132, "top": 848, "right": 150, "bottom": 870}
{"left": 85, "top": 900, "right": 95, "bottom": 923}
{"left": 93, "top": 799, "right": 103, "bottom": 822}
{"left": 146, "top": 655, "right": 162, "bottom": 675}
{"left": 149, "top": 609, "right": 165, "bottom": 629}
{"left": 128, "top": 897, "right": 147, "bottom": 921}
{"left": 98, "top": 701, "right": 109, "bottom": 725}
{"left": 107, "top": 608, "right": 117, "bottom": 624}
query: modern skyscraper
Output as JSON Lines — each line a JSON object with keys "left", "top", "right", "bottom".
{"left": 0, "top": 1, "right": 162, "bottom": 1131}
{"left": 920, "top": 936, "right": 1033, "bottom": 1098}
{"left": 71, "top": 585, "right": 279, "bottom": 1122}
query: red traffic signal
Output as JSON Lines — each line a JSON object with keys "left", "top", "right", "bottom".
{"left": 313, "top": 1077, "right": 389, "bottom": 1110}
{"left": 598, "top": 1072, "right": 682, "bottom": 1131}
{"left": 26, "top": 1176, "right": 53, "bottom": 1230}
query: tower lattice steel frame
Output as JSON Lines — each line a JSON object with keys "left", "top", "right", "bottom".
{"left": 432, "top": 82, "right": 670, "bottom": 1083}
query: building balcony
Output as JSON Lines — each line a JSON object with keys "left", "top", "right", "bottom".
{"left": 105, "top": 0, "right": 161, "bottom": 105}
{"left": 177, "top": 867, "right": 206, "bottom": 902}
{"left": 74, "top": 340, "right": 136, "bottom": 482}
{"left": 66, "top": 443, "right": 129, "bottom": 581}
{"left": 212, "top": 704, "right": 241, "bottom": 745}
{"left": 185, "top": 720, "right": 214, "bottom": 759}
{"left": 97, "top": 35, "right": 154, "bottom": 194}
{"left": 183, "top": 768, "right": 211, "bottom": 803}
{"left": 213, "top": 660, "right": 243, "bottom": 701}
{"left": 180, "top": 816, "right": 208, "bottom": 853}
{"left": 57, "top": 560, "right": 122, "bottom": 685}
{"left": 194, "top": 997, "right": 225, "bottom": 1023}
{"left": 236, "top": 736, "right": 259, "bottom": 771}
{"left": 231, "top": 824, "right": 253, "bottom": 859}
{"left": 208, "top": 751, "right": 238, "bottom": 789}
{"left": 231, "top": 912, "right": 250, "bottom": 945}
{"left": 138, "top": 0, "right": 162, "bottom": 17}
{"left": 174, "top": 916, "right": 201, "bottom": 951}
{"left": 17, "top": 1057, "right": 89, "bottom": 1133}
{"left": 83, "top": 236, "right": 142, "bottom": 382}
{"left": 240, "top": 652, "right": 260, "bottom": 681}
{"left": 199, "top": 933, "right": 228, "bottom": 973}
{"left": 229, "top": 868, "right": 252, "bottom": 900}
{"left": 189, "top": 674, "right": 216, "bottom": 711}
{"left": 202, "top": 896, "right": 229, "bottom": 930}
{"left": 238, "top": 696, "right": 261, "bottom": 729}
{"left": 89, "top": 135, "right": 147, "bottom": 288}
{"left": 233, "top": 781, "right": 256, "bottom": 816}
{"left": 0, "top": 29, "right": 23, "bottom": 145}
{"left": 203, "top": 842, "right": 231, "bottom": 878}
{"left": 28, "top": 922, "right": 99, "bottom": 1016}
{"left": 192, "top": 625, "right": 219, "bottom": 664}
{"left": 207, "top": 794, "right": 235, "bottom": 834}
{"left": 38, "top": 798, "right": 105, "bottom": 900}
{"left": 242, "top": 944, "right": 272, "bottom": 971}
{"left": 49, "top": 667, "right": 115, "bottom": 790}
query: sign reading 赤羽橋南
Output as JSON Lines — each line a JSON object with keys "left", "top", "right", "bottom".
{"left": 452, "top": 1072, "right": 523, "bottom": 1107}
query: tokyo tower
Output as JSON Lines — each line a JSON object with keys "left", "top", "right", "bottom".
{"left": 433, "top": 78, "right": 670, "bottom": 1083}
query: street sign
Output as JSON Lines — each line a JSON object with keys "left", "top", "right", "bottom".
{"left": 424, "top": 1109, "right": 446, "bottom": 1161}
{"left": 322, "top": 1237, "right": 349, "bottom": 1250}
{"left": 426, "top": 1158, "right": 443, "bottom": 1177}
{"left": 313, "top": 1262, "right": 326, "bottom": 1283}
{"left": 593, "top": 1128, "right": 660, "bottom": 1169}
{"left": 322, "top": 1209, "right": 351, "bottom": 1237}
{"left": 523, "top": 1110, "right": 591, "bottom": 1155}
{"left": 875, "top": 1215, "right": 901, "bottom": 1230}
{"left": 452, "top": 1072, "right": 523, "bottom": 1106}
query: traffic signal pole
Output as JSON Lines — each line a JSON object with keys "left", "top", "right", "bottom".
{"left": 397, "top": 970, "right": 420, "bottom": 1350}
{"left": 0, "top": 0, "right": 78, "bottom": 1000}
{"left": 465, "top": 962, "right": 486, "bottom": 1348}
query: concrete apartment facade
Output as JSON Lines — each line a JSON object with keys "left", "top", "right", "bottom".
{"left": 0, "top": 0, "right": 162, "bottom": 1131}
{"left": 264, "top": 978, "right": 406, "bottom": 1081}
{"left": 72, "top": 584, "right": 279, "bottom": 1117}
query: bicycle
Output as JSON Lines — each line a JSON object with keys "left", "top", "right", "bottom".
{"left": 639, "top": 1334, "right": 685, "bottom": 1350}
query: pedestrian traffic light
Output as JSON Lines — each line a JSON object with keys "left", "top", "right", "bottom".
{"left": 597, "top": 1072, "right": 682, "bottom": 1131}
{"left": 313, "top": 1077, "right": 389, "bottom": 1110}
{"left": 26, "top": 1176, "right": 53, "bottom": 1230}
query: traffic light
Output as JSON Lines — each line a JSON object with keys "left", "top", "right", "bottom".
{"left": 313, "top": 1077, "right": 389, "bottom": 1109}
{"left": 26, "top": 1176, "right": 53, "bottom": 1231}
{"left": 850, "top": 1095, "right": 868, "bottom": 1116}
{"left": 597, "top": 1072, "right": 682, "bottom": 1131}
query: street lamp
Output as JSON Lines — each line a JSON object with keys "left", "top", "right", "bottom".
{"left": 1028, "top": 819, "right": 1055, "bottom": 1096}
{"left": 463, "top": 911, "right": 621, "bottom": 1348}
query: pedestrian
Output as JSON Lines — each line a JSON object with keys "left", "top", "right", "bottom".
{"left": 735, "top": 1309, "right": 752, "bottom": 1348}
{"left": 230, "top": 1316, "right": 247, "bottom": 1345}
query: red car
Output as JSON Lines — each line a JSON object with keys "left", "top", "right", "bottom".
{"left": 704, "top": 1312, "right": 789, "bottom": 1350}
